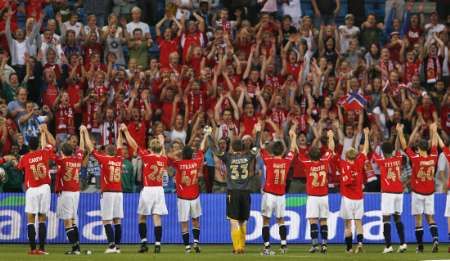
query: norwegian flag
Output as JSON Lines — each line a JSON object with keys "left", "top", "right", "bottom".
{"left": 340, "top": 90, "right": 368, "bottom": 111}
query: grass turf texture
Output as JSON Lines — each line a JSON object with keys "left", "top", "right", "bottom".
{"left": 0, "top": 244, "right": 449, "bottom": 261}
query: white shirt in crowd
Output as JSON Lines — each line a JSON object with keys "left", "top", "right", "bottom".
{"left": 338, "top": 25, "right": 360, "bottom": 53}
{"left": 63, "top": 21, "right": 83, "bottom": 38}
{"left": 282, "top": 0, "right": 302, "bottom": 25}
{"left": 126, "top": 21, "right": 150, "bottom": 37}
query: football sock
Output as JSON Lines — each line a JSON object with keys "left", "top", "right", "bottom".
{"left": 154, "top": 226, "right": 162, "bottom": 245}
{"left": 65, "top": 227, "right": 76, "bottom": 246}
{"left": 138, "top": 223, "right": 147, "bottom": 243}
{"left": 262, "top": 225, "right": 270, "bottom": 248}
{"left": 104, "top": 224, "right": 115, "bottom": 248}
{"left": 383, "top": 222, "right": 391, "bottom": 247}
{"left": 72, "top": 225, "right": 80, "bottom": 251}
{"left": 279, "top": 224, "right": 287, "bottom": 246}
{"left": 357, "top": 234, "right": 363, "bottom": 244}
{"left": 27, "top": 223, "right": 36, "bottom": 250}
{"left": 192, "top": 228, "right": 200, "bottom": 243}
{"left": 320, "top": 225, "right": 328, "bottom": 245}
{"left": 429, "top": 223, "right": 438, "bottom": 243}
{"left": 182, "top": 232, "right": 190, "bottom": 246}
{"left": 239, "top": 223, "right": 247, "bottom": 250}
{"left": 114, "top": 224, "right": 122, "bottom": 246}
{"left": 38, "top": 222, "right": 46, "bottom": 250}
{"left": 345, "top": 235, "right": 352, "bottom": 251}
{"left": 395, "top": 222, "right": 405, "bottom": 244}
{"left": 310, "top": 223, "right": 319, "bottom": 246}
{"left": 448, "top": 232, "right": 450, "bottom": 241}
{"left": 415, "top": 226, "right": 424, "bottom": 246}
{"left": 231, "top": 227, "right": 241, "bottom": 251}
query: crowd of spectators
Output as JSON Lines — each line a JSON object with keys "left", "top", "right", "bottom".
{"left": 0, "top": 0, "right": 449, "bottom": 194}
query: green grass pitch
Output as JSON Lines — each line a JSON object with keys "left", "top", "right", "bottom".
{"left": 0, "top": 244, "right": 449, "bottom": 261}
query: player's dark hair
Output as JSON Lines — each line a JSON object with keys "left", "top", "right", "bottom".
{"left": 28, "top": 136, "right": 40, "bottom": 150}
{"left": 309, "top": 147, "right": 321, "bottom": 161}
{"left": 231, "top": 139, "right": 244, "bottom": 152}
{"left": 417, "top": 139, "right": 429, "bottom": 151}
{"left": 61, "top": 142, "right": 74, "bottom": 156}
{"left": 381, "top": 141, "right": 394, "bottom": 157}
{"left": 271, "top": 141, "right": 284, "bottom": 156}
{"left": 182, "top": 146, "right": 194, "bottom": 160}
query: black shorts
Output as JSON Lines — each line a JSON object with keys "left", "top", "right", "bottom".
{"left": 226, "top": 190, "right": 251, "bottom": 221}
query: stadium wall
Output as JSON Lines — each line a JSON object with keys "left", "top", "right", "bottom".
{"left": 0, "top": 193, "right": 448, "bottom": 244}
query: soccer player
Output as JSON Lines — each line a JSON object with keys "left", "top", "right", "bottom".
{"left": 299, "top": 130, "right": 334, "bottom": 254}
{"left": 169, "top": 132, "right": 208, "bottom": 253}
{"left": 338, "top": 128, "right": 370, "bottom": 253}
{"left": 436, "top": 128, "right": 450, "bottom": 253}
{"left": 397, "top": 123, "right": 439, "bottom": 253}
{"left": 208, "top": 122, "right": 262, "bottom": 254}
{"left": 122, "top": 124, "right": 168, "bottom": 254}
{"left": 260, "top": 124, "right": 297, "bottom": 255}
{"left": 55, "top": 127, "right": 85, "bottom": 255}
{"left": 82, "top": 125, "right": 125, "bottom": 254}
{"left": 18, "top": 124, "right": 56, "bottom": 255}
{"left": 372, "top": 127, "right": 407, "bottom": 254}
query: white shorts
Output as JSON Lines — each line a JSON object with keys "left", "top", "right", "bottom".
{"left": 306, "top": 195, "right": 329, "bottom": 219}
{"left": 100, "top": 192, "right": 123, "bottom": 220}
{"left": 445, "top": 192, "right": 450, "bottom": 217}
{"left": 25, "top": 184, "right": 51, "bottom": 214}
{"left": 57, "top": 191, "right": 80, "bottom": 220}
{"left": 411, "top": 192, "right": 434, "bottom": 215}
{"left": 177, "top": 197, "right": 202, "bottom": 222}
{"left": 261, "top": 193, "right": 285, "bottom": 219}
{"left": 339, "top": 197, "right": 364, "bottom": 220}
{"left": 137, "top": 187, "right": 168, "bottom": 216}
{"left": 381, "top": 193, "right": 403, "bottom": 215}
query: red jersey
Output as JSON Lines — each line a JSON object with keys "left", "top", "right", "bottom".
{"left": 55, "top": 150, "right": 84, "bottom": 192}
{"left": 406, "top": 147, "right": 438, "bottom": 195}
{"left": 18, "top": 146, "right": 56, "bottom": 189}
{"left": 292, "top": 147, "right": 309, "bottom": 178}
{"left": 443, "top": 147, "right": 450, "bottom": 189}
{"left": 299, "top": 151, "right": 332, "bottom": 196}
{"left": 55, "top": 104, "right": 75, "bottom": 135}
{"left": 180, "top": 31, "right": 205, "bottom": 61}
{"left": 157, "top": 36, "right": 180, "bottom": 68}
{"left": 138, "top": 148, "right": 168, "bottom": 187}
{"left": 262, "top": 149, "right": 294, "bottom": 195}
{"left": 171, "top": 150, "right": 204, "bottom": 200}
{"left": 338, "top": 154, "right": 366, "bottom": 200}
{"left": 93, "top": 149, "right": 123, "bottom": 192}
{"left": 373, "top": 151, "right": 403, "bottom": 193}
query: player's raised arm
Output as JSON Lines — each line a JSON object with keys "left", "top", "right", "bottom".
{"left": 254, "top": 121, "right": 262, "bottom": 151}
{"left": 39, "top": 124, "right": 47, "bottom": 149}
{"left": 362, "top": 127, "right": 370, "bottom": 156}
{"left": 396, "top": 123, "right": 407, "bottom": 150}
{"left": 82, "top": 127, "right": 94, "bottom": 153}
{"left": 327, "top": 130, "right": 335, "bottom": 152}
{"left": 429, "top": 122, "right": 438, "bottom": 148}
{"left": 289, "top": 123, "right": 298, "bottom": 152}
{"left": 79, "top": 126, "right": 85, "bottom": 152}
{"left": 117, "top": 128, "right": 124, "bottom": 150}
{"left": 200, "top": 127, "right": 211, "bottom": 151}
{"left": 157, "top": 134, "right": 166, "bottom": 156}
{"left": 120, "top": 123, "right": 138, "bottom": 153}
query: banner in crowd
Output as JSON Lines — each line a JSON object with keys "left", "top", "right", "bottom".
{"left": 0, "top": 193, "right": 448, "bottom": 244}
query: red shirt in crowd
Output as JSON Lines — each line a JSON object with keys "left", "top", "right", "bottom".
{"left": 55, "top": 104, "right": 75, "bottom": 135}
{"left": 338, "top": 153, "right": 366, "bottom": 200}
{"left": 42, "top": 83, "right": 59, "bottom": 108}
{"left": 262, "top": 149, "right": 294, "bottom": 196}
{"left": 55, "top": 150, "right": 83, "bottom": 192}
{"left": 138, "top": 148, "right": 167, "bottom": 187}
{"left": 299, "top": 150, "right": 332, "bottom": 196}
{"left": 373, "top": 151, "right": 403, "bottom": 193}
{"left": 93, "top": 149, "right": 123, "bottom": 192}
{"left": 171, "top": 150, "right": 204, "bottom": 200}
{"left": 18, "top": 145, "right": 56, "bottom": 189}
{"left": 180, "top": 31, "right": 205, "bottom": 62}
{"left": 127, "top": 120, "right": 147, "bottom": 149}
{"left": 240, "top": 113, "right": 260, "bottom": 136}
{"left": 158, "top": 36, "right": 180, "bottom": 68}
{"left": 405, "top": 147, "right": 438, "bottom": 195}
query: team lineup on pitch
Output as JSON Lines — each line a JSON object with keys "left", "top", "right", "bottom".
{"left": 10, "top": 122, "right": 450, "bottom": 256}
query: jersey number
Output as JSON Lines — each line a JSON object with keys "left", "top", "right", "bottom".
{"left": 310, "top": 171, "right": 327, "bottom": 187}
{"left": 181, "top": 170, "right": 198, "bottom": 186}
{"left": 273, "top": 168, "right": 286, "bottom": 185}
{"left": 63, "top": 167, "right": 80, "bottom": 182}
{"left": 148, "top": 165, "right": 163, "bottom": 182}
{"left": 30, "top": 163, "right": 47, "bottom": 180}
{"left": 386, "top": 166, "right": 400, "bottom": 182}
{"left": 417, "top": 166, "right": 434, "bottom": 182}
{"left": 108, "top": 166, "right": 121, "bottom": 182}
{"left": 230, "top": 164, "right": 249, "bottom": 180}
